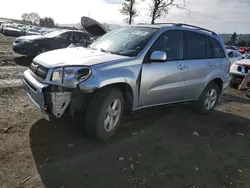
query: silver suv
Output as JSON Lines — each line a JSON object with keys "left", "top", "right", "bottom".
{"left": 23, "top": 23, "right": 231, "bottom": 140}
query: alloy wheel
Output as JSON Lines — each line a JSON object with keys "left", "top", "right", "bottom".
{"left": 204, "top": 88, "right": 217, "bottom": 110}
{"left": 104, "top": 99, "right": 122, "bottom": 132}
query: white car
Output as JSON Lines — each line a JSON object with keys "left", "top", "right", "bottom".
{"left": 227, "top": 49, "right": 243, "bottom": 65}
{"left": 230, "top": 55, "right": 250, "bottom": 87}
{"left": 25, "top": 28, "right": 41, "bottom": 35}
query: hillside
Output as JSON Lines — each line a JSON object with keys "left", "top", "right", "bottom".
{"left": 219, "top": 34, "right": 250, "bottom": 42}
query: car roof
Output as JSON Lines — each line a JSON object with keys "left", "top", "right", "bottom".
{"left": 60, "top": 29, "right": 89, "bottom": 34}
{"left": 131, "top": 23, "right": 218, "bottom": 38}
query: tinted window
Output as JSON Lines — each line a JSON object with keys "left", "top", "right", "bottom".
{"left": 228, "top": 51, "right": 233, "bottom": 58}
{"left": 78, "top": 32, "right": 91, "bottom": 41}
{"left": 186, "top": 32, "right": 206, "bottom": 59}
{"left": 60, "top": 32, "right": 71, "bottom": 40}
{"left": 209, "top": 37, "right": 225, "bottom": 58}
{"left": 151, "top": 30, "right": 183, "bottom": 60}
{"left": 205, "top": 36, "right": 213, "bottom": 58}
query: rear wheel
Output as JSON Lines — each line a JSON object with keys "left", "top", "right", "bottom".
{"left": 84, "top": 88, "right": 124, "bottom": 140}
{"left": 194, "top": 82, "right": 220, "bottom": 114}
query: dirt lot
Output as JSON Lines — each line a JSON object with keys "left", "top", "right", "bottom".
{"left": 0, "top": 34, "right": 250, "bottom": 188}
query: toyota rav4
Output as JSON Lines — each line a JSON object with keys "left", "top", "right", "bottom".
{"left": 23, "top": 23, "right": 231, "bottom": 140}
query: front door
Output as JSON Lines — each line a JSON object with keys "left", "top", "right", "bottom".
{"left": 139, "top": 30, "right": 188, "bottom": 107}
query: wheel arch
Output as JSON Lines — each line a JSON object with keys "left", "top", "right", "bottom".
{"left": 205, "top": 78, "right": 223, "bottom": 94}
{"left": 98, "top": 82, "right": 134, "bottom": 113}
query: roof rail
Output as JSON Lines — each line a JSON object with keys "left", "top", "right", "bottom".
{"left": 153, "top": 22, "right": 217, "bottom": 35}
{"left": 152, "top": 23, "right": 177, "bottom": 25}
{"left": 174, "top": 23, "right": 217, "bottom": 35}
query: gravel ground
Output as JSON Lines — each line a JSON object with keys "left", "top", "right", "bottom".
{"left": 0, "top": 34, "right": 250, "bottom": 188}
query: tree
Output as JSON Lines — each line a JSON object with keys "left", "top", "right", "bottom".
{"left": 225, "top": 40, "right": 231, "bottom": 46}
{"left": 21, "top": 12, "right": 40, "bottom": 25}
{"left": 230, "top": 32, "right": 237, "bottom": 45}
{"left": 237, "top": 40, "right": 246, "bottom": 47}
{"left": 149, "top": 0, "right": 186, "bottom": 24}
{"left": 120, "top": 0, "right": 139, "bottom": 24}
{"left": 39, "top": 17, "right": 55, "bottom": 28}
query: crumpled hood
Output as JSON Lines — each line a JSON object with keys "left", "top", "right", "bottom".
{"left": 16, "top": 35, "right": 46, "bottom": 40}
{"left": 34, "top": 47, "right": 129, "bottom": 68}
{"left": 235, "top": 59, "right": 250, "bottom": 66}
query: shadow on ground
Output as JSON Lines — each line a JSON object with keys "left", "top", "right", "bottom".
{"left": 30, "top": 106, "right": 250, "bottom": 188}
{"left": 14, "top": 56, "right": 33, "bottom": 67}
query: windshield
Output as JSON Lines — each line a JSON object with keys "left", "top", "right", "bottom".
{"left": 90, "top": 26, "right": 158, "bottom": 57}
{"left": 29, "top": 29, "right": 38, "bottom": 32}
{"left": 7, "top": 25, "right": 19, "bottom": 29}
{"left": 246, "top": 55, "right": 250, "bottom": 59}
{"left": 44, "top": 30, "right": 65, "bottom": 37}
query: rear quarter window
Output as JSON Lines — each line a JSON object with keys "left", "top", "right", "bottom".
{"left": 209, "top": 37, "right": 226, "bottom": 58}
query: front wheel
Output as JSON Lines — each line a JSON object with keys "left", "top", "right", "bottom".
{"left": 85, "top": 88, "right": 124, "bottom": 140}
{"left": 193, "top": 82, "right": 220, "bottom": 114}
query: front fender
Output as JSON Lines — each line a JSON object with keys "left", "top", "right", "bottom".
{"left": 78, "top": 62, "right": 142, "bottom": 109}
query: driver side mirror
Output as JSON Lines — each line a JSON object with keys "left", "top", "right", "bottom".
{"left": 150, "top": 51, "right": 167, "bottom": 62}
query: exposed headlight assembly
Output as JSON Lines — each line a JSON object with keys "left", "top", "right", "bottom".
{"left": 51, "top": 66, "right": 91, "bottom": 87}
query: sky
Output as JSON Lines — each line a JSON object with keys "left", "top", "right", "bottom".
{"left": 1, "top": 0, "right": 250, "bottom": 33}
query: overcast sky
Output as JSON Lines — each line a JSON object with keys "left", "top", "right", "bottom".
{"left": 1, "top": 0, "right": 250, "bottom": 33}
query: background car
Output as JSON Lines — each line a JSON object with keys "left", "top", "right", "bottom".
{"left": 239, "top": 47, "right": 248, "bottom": 54}
{"left": 2, "top": 24, "right": 22, "bottom": 37}
{"left": 24, "top": 28, "right": 41, "bottom": 36}
{"left": 13, "top": 29, "right": 93, "bottom": 56}
{"left": 226, "top": 45, "right": 237, "bottom": 50}
{"left": 230, "top": 55, "right": 250, "bottom": 87}
{"left": 227, "top": 49, "right": 243, "bottom": 65}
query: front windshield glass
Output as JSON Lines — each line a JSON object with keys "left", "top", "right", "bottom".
{"left": 90, "top": 26, "right": 158, "bottom": 57}
{"left": 7, "top": 25, "right": 19, "bottom": 29}
{"left": 246, "top": 55, "right": 250, "bottom": 59}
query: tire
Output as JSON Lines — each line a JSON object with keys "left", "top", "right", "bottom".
{"left": 246, "top": 89, "right": 250, "bottom": 98}
{"left": 85, "top": 88, "right": 124, "bottom": 140}
{"left": 193, "top": 82, "right": 220, "bottom": 114}
{"left": 229, "top": 80, "right": 238, "bottom": 89}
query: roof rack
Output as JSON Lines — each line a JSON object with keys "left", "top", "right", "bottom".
{"left": 153, "top": 22, "right": 217, "bottom": 36}
{"left": 174, "top": 23, "right": 217, "bottom": 35}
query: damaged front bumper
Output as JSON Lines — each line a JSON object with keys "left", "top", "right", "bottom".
{"left": 23, "top": 70, "right": 72, "bottom": 118}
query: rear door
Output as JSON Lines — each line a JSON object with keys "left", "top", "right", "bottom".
{"left": 184, "top": 31, "right": 215, "bottom": 100}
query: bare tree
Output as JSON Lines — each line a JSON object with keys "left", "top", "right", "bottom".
{"left": 21, "top": 12, "right": 40, "bottom": 25}
{"left": 149, "top": 0, "right": 186, "bottom": 24}
{"left": 120, "top": 0, "right": 139, "bottom": 24}
{"left": 39, "top": 17, "right": 55, "bottom": 28}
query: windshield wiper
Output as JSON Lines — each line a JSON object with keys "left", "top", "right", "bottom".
{"left": 90, "top": 47, "right": 113, "bottom": 54}
{"left": 99, "top": 48, "right": 113, "bottom": 54}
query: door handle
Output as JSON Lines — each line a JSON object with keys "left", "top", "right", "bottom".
{"left": 177, "top": 64, "right": 186, "bottom": 70}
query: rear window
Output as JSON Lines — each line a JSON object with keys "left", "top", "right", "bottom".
{"left": 209, "top": 37, "right": 225, "bottom": 58}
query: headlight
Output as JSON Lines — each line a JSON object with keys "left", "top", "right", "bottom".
{"left": 21, "top": 39, "right": 33, "bottom": 43}
{"left": 51, "top": 66, "right": 91, "bottom": 86}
